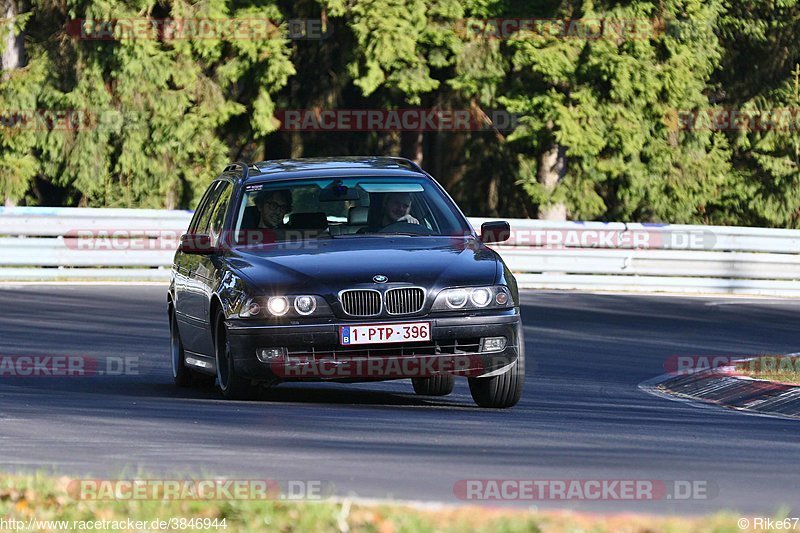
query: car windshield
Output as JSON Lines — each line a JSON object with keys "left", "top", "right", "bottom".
{"left": 232, "top": 176, "right": 472, "bottom": 244}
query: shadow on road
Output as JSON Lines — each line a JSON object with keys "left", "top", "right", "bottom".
{"left": 0, "top": 374, "right": 479, "bottom": 409}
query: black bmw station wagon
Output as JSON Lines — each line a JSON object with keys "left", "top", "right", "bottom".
{"left": 168, "top": 157, "right": 524, "bottom": 408}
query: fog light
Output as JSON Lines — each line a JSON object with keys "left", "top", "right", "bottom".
{"left": 257, "top": 347, "right": 287, "bottom": 363}
{"left": 267, "top": 296, "right": 290, "bottom": 316}
{"left": 481, "top": 336, "right": 507, "bottom": 352}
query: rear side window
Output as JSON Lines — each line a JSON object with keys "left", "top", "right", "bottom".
{"left": 191, "top": 182, "right": 224, "bottom": 234}
{"left": 208, "top": 183, "right": 232, "bottom": 246}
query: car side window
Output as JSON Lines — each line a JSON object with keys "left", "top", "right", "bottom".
{"left": 193, "top": 182, "right": 224, "bottom": 235}
{"left": 187, "top": 182, "right": 219, "bottom": 234}
{"left": 208, "top": 182, "right": 232, "bottom": 246}
{"left": 410, "top": 192, "right": 438, "bottom": 232}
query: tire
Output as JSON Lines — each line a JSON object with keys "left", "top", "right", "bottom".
{"left": 170, "top": 307, "right": 192, "bottom": 388}
{"left": 468, "top": 330, "right": 525, "bottom": 408}
{"left": 215, "top": 310, "right": 258, "bottom": 400}
{"left": 412, "top": 375, "right": 455, "bottom": 396}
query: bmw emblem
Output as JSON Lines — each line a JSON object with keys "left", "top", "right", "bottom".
{"left": 373, "top": 275, "right": 388, "bottom": 283}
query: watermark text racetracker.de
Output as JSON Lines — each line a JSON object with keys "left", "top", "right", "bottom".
{"left": 454, "top": 479, "right": 717, "bottom": 501}
{"left": 673, "top": 108, "right": 800, "bottom": 132}
{"left": 495, "top": 227, "right": 717, "bottom": 250}
{"left": 67, "top": 18, "right": 331, "bottom": 41}
{"left": 275, "top": 109, "right": 519, "bottom": 132}
{"left": 0, "top": 109, "right": 143, "bottom": 132}
{"left": 63, "top": 227, "right": 717, "bottom": 252}
{"left": 67, "top": 478, "right": 332, "bottom": 501}
{"left": 64, "top": 229, "right": 329, "bottom": 251}
{"left": 0, "top": 355, "right": 138, "bottom": 377}
{"left": 664, "top": 354, "right": 800, "bottom": 375}
{"left": 453, "top": 18, "right": 666, "bottom": 40}
{"left": 270, "top": 354, "right": 501, "bottom": 379}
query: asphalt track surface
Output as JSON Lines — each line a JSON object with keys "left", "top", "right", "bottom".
{"left": 0, "top": 284, "right": 798, "bottom": 515}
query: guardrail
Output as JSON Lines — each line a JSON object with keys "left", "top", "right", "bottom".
{"left": 1, "top": 208, "right": 799, "bottom": 295}
{"left": 0, "top": 207, "right": 191, "bottom": 281}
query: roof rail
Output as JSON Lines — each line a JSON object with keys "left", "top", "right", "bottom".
{"left": 388, "top": 157, "right": 425, "bottom": 174}
{"left": 222, "top": 161, "right": 255, "bottom": 180}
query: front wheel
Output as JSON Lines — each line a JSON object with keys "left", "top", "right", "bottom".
{"left": 170, "top": 307, "right": 192, "bottom": 388}
{"left": 468, "top": 331, "right": 525, "bottom": 408}
{"left": 215, "top": 310, "right": 258, "bottom": 400}
{"left": 412, "top": 375, "right": 455, "bottom": 396}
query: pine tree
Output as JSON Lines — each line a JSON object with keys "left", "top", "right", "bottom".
{"left": 3, "top": 0, "right": 294, "bottom": 207}
{"left": 0, "top": 0, "right": 32, "bottom": 206}
{"left": 713, "top": 0, "right": 800, "bottom": 227}
{"left": 502, "top": 0, "right": 733, "bottom": 223}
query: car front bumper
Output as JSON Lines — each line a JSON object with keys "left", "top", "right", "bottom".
{"left": 226, "top": 311, "right": 522, "bottom": 382}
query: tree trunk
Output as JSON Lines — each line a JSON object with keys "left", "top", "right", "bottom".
{"left": 400, "top": 131, "right": 423, "bottom": 165}
{"left": 537, "top": 143, "right": 567, "bottom": 220}
{"left": 431, "top": 131, "right": 466, "bottom": 188}
{"left": 2, "top": 0, "right": 25, "bottom": 207}
{"left": 165, "top": 183, "right": 177, "bottom": 211}
{"left": 1, "top": 0, "right": 24, "bottom": 76}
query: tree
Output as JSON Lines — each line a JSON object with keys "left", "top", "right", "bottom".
{"left": 2, "top": 0, "right": 295, "bottom": 208}
{"left": 502, "top": 0, "right": 733, "bottom": 223}
{"left": 0, "top": 0, "right": 32, "bottom": 207}
{"left": 713, "top": 0, "right": 800, "bottom": 227}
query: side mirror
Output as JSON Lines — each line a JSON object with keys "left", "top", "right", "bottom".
{"left": 179, "top": 233, "right": 215, "bottom": 255}
{"left": 480, "top": 221, "right": 511, "bottom": 244}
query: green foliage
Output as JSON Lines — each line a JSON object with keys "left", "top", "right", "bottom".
{"left": 323, "top": 0, "right": 464, "bottom": 102}
{"left": 502, "top": 0, "right": 734, "bottom": 222}
{"left": 712, "top": 0, "right": 800, "bottom": 226}
{"left": 0, "top": 0, "right": 799, "bottom": 226}
{"left": 3, "top": 0, "right": 293, "bottom": 207}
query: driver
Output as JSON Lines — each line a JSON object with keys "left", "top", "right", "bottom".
{"left": 381, "top": 192, "right": 419, "bottom": 226}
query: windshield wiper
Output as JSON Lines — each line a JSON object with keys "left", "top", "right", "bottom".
{"left": 364, "top": 232, "right": 424, "bottom": 237}
{"left": 331, "top": 232, "right": 425, "bottom": 238}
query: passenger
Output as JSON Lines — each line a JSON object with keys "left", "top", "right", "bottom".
{"left": 254, "top": 189, "right": 292, "bottom": 229}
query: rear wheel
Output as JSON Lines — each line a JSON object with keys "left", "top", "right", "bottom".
{"left": 170, "top": 307, "right": 192, "bottom": 388}
{"left": 412, "top": 375, "right": 455, "bottom": 396}
{"left": 468, "top": 330, "right": 525, "bottom": 408}
{"left": 215, "top": 310, "right": 258, "bottom": 400}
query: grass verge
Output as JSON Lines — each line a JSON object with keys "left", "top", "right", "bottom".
{"left": 734, "top": 356, "right": 800, "bottom": 385}
{"left": 0, "top": 472, "right": 776, "bottom": 532}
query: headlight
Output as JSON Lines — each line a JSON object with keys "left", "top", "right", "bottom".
{"left": 470, "top": 288, "right": 492, "bottom": 307}
{"left": 445, "top": 289, "right": 468, "bottom": 309}
{"left": 239, "top": 295, "right": 330, "bottom": 318}
{"left": 268, "top": 296, "right": 290, "bottom": 316}
{"left": 432, "top": 286, "right": 513, "bottom": 311}
{"left": 294, "top": 295, "right": 317, "bottom": 315}
{"left": 242, "top": 300, "right": 262, "bottom": 317}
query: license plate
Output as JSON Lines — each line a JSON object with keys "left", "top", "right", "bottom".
{"left": 340, "top": 322, "right": 431, "bottom": 346}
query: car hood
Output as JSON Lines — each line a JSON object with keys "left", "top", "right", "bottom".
{"left": 227, "top": 236, "right": 499, "bottom": 294}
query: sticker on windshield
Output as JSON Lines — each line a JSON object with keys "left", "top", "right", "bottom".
{"left": 245, "top": 184, "right": 264, "bottom": 192}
